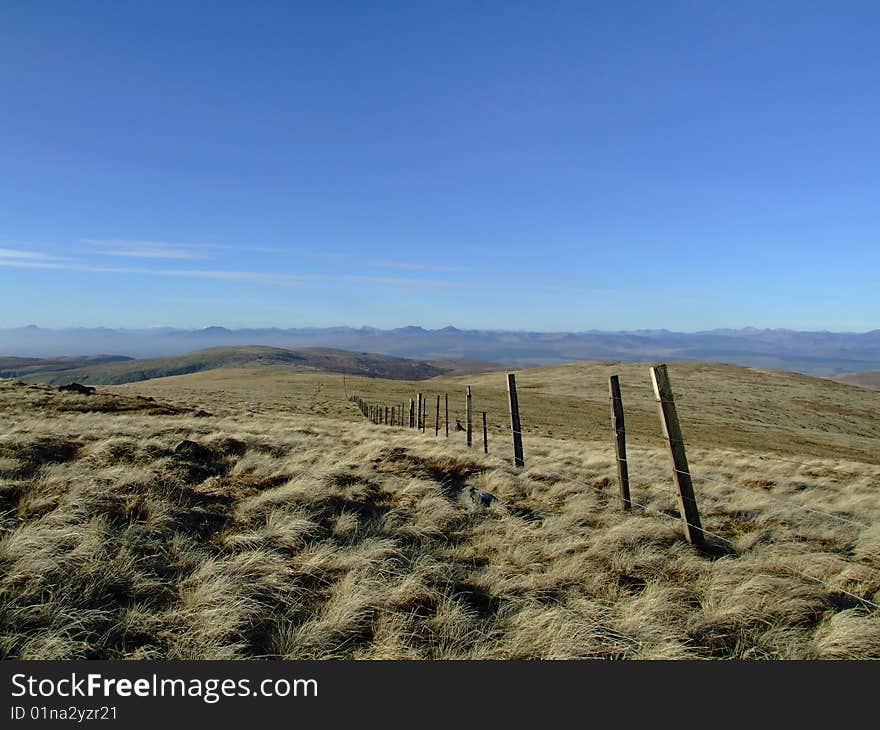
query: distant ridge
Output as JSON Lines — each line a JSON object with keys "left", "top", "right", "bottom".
{"left": 1, "top": 346, "right": 501, "bottom": 386}
{"left": 2, "top": 326, "right": 880, "bottom": 376}
{"left": 831, "top": 370, "right": 880, "bottom": 391}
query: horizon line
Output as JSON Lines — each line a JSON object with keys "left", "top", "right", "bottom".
{"left": 2, "top": 324, "right": 878, "bottom": 336}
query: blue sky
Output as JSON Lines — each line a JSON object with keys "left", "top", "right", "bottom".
{"left": 1, "top": 1, "right": 878, "bottom": 331}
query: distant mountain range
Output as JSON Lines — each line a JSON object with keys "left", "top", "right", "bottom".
{"left": 1, "top": 325, "right": 879, "bottom": 377}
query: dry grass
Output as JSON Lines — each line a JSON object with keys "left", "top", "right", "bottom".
{"left": 110, "top": 360, "right": 880, "bottom": 463}
{"left": 1, "top": 371, "right": 879, "bottom": 660}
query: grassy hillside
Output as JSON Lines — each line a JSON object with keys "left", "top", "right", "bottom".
{"left": 1, "top": 360, "right": 879, "bottom": 659}
{"left": 13, "top": 346, "right": 461, "bottom": 385}
{"left": 110, "top": 360, "right": 880, "bottom": 463}
{"left": 0, "top": 355, "right": 132, "bottom": 379}
{"left": 833, "top": 370, "right": 880, "bottom": 391}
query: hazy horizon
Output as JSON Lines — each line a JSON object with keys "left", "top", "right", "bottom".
{"left": 3, "top": 323, "right": 880, "bottom": 335}
{"left": 4, "top": 323, "right": 880, "bottom": 377}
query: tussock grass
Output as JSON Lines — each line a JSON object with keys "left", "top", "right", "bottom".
{"left": 1, "top": 376, "right": 879, "bottom": 659}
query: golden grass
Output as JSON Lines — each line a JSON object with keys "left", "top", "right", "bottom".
{"left": 1, "top": 368, "right": 879, "bottom": 660}
{"left": 109, "top": 360, "right": 880, "bottom": 463}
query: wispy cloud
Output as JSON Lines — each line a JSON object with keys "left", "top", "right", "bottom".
{"left": 0, "top": 257, "right": 455, "bottom": 290}
{"left": 0, "top": 247, "right": 61, "bottom": 261}
{"left": 0, "top": 242, "right": 610, "bottom": 297}
{"left": 82, "top": 239, "right": 284, "bottom": 259}
{"left": 83, "top": 240, "right": 212, "bottom": 260}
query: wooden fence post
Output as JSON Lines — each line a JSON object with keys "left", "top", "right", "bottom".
{"left": 385, "top": 406, "right": 389, "bottom": 425}
{"left": 417, "top": 393, "right": 422, "bottom": 431}
{"left": 507, "top": 373, "right": 525, "bottom": 467}
{"left": 466, "top": 386, "right": 473, "bottom": 447}
{"left": 445, "top": 394, "right": 449, "bottom": 437}
{"left": 482, "top": 411, "right": 488, "bottom": 454}
{"left": 435, "top": 395, "right": 440, "bottom": 436}
{"left": 650, "top": 364, "right": 704, "bottom": 547}
{"left": 609, "top": 375, "right": 631, "bottom": 511}
{"left": 409, "top": 398, "right": 415, "bottom": 428}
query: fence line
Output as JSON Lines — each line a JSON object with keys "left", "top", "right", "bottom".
{"left": 352, "top": 395, "right": 878, "bottom": 490}
{"left": 348, "top": 377, "right": 527, "bottom": 465}
{"left": 345, "top": 366, "right": 878, "bottom": 599}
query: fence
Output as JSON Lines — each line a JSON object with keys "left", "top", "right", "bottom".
{"left": 347, "top": 365, "right": 880, "bottom": 612}
{"left": 348, "top": 372, "right": 525, "bottom": 463}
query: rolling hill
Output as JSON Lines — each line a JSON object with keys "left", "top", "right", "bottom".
{"left": 4, "top": 325, "right": 880, "bottom": 375}
{"left": 0, "top": 354, "right": 133, "bottom": 379}
{"left": 832, "top": 370, "right": 880, "bottom": 391}
{"left": 109, "top": 358, "right": 880, "bottom": 464}
{"left": 3, "top": 346, "right": 500, "bottom": 386}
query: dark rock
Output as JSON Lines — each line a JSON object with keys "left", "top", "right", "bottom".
{"left": 193, "top": 409, "right": 212, "bottom": 417}
{"left": 211, "top": 437, "right": 247, "bottom": 456}
{"left": 170, "top": 439, "right": 230, "bottom": 483}
{"left": 58, "top": 383, "right": 96, "bottom": 395}
{"left": 173, "top": 439, "right": 216, "bottom": 463}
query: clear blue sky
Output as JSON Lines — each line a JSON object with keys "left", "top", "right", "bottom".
{"left": 1, "top": 1, "right": 878, "bottom": 331}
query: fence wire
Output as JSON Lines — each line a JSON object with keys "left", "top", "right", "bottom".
{"left": 552, "top": 472, "right": 880, "bottom": 613}
{"left": 347, "top": 378, "right": 879, "bottom": 612}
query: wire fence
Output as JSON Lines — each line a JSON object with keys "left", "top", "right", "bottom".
{"left": 347, "top": 369, "right": 879, "bottom": 612}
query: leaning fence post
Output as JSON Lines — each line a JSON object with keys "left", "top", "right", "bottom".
{"left": 507, "top": 373, "right": 525, "bottom": 467}
{"left": 609, "top": 375, "right": 631, "bottom": 511}
{"left": 466, "top": 386, "right": 473, "bottom": 447}
{"left": 650, "top": 364, "right": 704, "bottom": 547}
{"left": 482, "top": 411, "right": 488, "bottom": 454}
